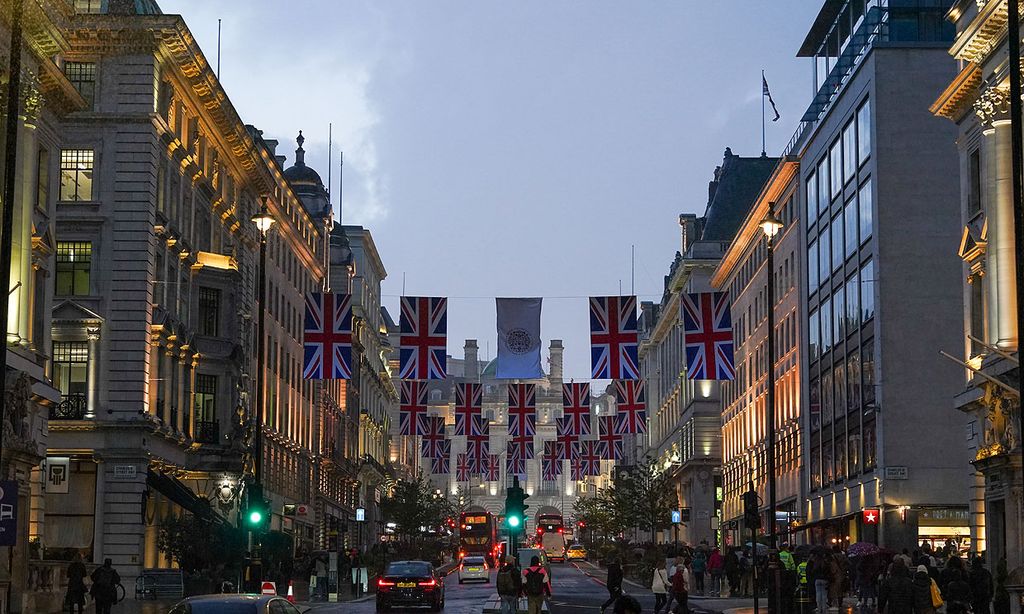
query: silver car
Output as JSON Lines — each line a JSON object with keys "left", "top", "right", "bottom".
{"left": 458, "top": 555, "right": 491, "bottom": 583}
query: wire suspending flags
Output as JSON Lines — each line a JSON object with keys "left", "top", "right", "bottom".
{"left": 590, "top": 295, "right": 640, "bottom": 380}
{"left": 681, "top": 291, "right": 736, "bottom": 381}
{"left": 399, "top": 296, "right": 448, "bottom": 380}
{"left": 303, "top": 293, "right": 354, "bottom": 380}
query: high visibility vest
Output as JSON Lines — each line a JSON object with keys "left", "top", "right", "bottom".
{"left": 797, "top": 561, "right": 808, "bottom": 584}
{"left": 779, "top": 550, "right": 796, "bottom": 571}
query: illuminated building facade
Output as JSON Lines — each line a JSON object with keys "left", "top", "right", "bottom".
{"left": 712, "top": 158, "right": 803, "bottom": 545}
{"left": 794, "top": 0, "right": 968, "bottom": 549}
{"left": 931, "top": 0, "right": 1024, "bottom": 575}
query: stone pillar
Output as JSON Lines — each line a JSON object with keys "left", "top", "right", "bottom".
{"left": 464, "top": 340, "right": 479, "bottom": 380}
{"left": 86, "top": 327, "right": 100, "bottom": 419}
{"left": 549, "top": 340, "right": 563, "bottom": 383}
{"left": 13, "top": 118, "right": 36, "bottom": 347}
{"left": 991, "top": 119, "right": 1018, "bottom": 348}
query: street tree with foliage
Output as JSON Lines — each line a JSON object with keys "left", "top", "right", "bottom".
{"left": 574, "top": 457, "right": 677, "bottom": 543}
{"left": 157, "top": 513, "right": 247, "bottom": 583}
{"left": 381, "top": 473, "right": 453, "bottom": 540}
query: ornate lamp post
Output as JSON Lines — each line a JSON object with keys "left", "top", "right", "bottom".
{"left": 251, "top": 199, "right": 275, "bottom": 487}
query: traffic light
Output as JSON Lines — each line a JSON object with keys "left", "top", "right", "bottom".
{"left": 243, "top": 482, "right": 270, "bottom": 532}
{"left": 742, "top": 490, "right": 760, "bottom": 529}
{"left": 504, "top": 476, "right": 529, "bottom": 532}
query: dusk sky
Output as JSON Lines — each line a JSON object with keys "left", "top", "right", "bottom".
{"left": 165, "top": 1, "right": 822, "bottom": 382}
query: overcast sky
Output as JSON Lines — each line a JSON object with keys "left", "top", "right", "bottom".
{"left": 164, "top": 0, "right": 821, "bottom": 383}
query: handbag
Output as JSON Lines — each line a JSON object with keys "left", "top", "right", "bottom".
{"left": 930, "top": 579, "right": 944, "bottom": 609}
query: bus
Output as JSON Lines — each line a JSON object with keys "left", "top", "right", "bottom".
{"left": 536, "top": 514, "right": 566, "bottom": 562}
{"left": 459, "top": 512, "right": 499, "bottom": 565}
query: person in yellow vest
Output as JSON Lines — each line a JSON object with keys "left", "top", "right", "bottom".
{"left": 779, "top": 544, "right": 797, "bottom": 614}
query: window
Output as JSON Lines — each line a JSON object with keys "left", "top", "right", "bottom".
{"left": 844, "top": 197, "right": 857, "bottom": 259}
{"left": 823, "top": 439, "right": 833, "bottom": 484}
{"left": 860, "top": 260, "right": 875, "bottom": 323}
{"left": 834, "top": 285, "right": 845, "bottom": 341}
{"left": 968, "top": 149, "right": 982, "bottom": 217}
{"left": 809, "top": 307, "right": 820, "bottom": 362}
{"left": 73, "top": 0, "right": 103, "bottom": 13}
{"left": 36, "top": 148, "right": 49, "bottom": 211}
{"left": 863, "top": 419, "right": 877, "bottom": 470}
{"left": 198, "top": 287, "right": 221, "bottom": 336}
{"left": 55, "top": 241, "right": 92, "bottom": 296}
{"left": 835, "top": 434, "right": 847, "bottom": 481}
{"left": 819, "top": 227, "right": 830, "bottom": 284}
{"left": 64, "top": 62, "right": 96, "bottom": 106}
{"left": 862, "top": 337, "right": 876, "bottom": 409}
{"left": 847, "top": 425, "right": 861, "bottom": 476}
{"left": 857, "top": 100, "right": 871, "bottom": 165}
{"left": 843, "top": 119, "right": 856, "bottom": 183}
{"left": 858, "top": 180, "right": 873, "bottom": 244}
{"left": 817, "top": 157, "right": 829, "bottom": 217}
{"left": 52, "top": 341, "right": 89, "bottom": 418}
{"left": 831, "top": 215, "right": 843, "bottom": 271}
{"left": 830, "top": 138, "right": 843, "bottom": 199}
{"left": 810, "top": 444, "right": 821, "bottom": 490}
{"left": 808, "top": 239, "right": 819, "bottom": 292}
{"left": 59, "top": 149, "right": 94, "bottom": 201}
{"left": 970, "top": 276, "right": 985, "bottom": 355}
{"left": 847, "top": 350, "right": 860, "bottom": 413}
{"left": 821, "top": 296, "right": 832, "bottom": 353}
{"left": 834, "top": 362, "right": 846, "bottom": 424}
{"left": 806, "top": 172, "right": 818, "bottom": 222}
{"left": 195, "top": 375, "right": 216, "bottom": 421}
{"left": 810, "top": 379, "right": 821, "bottom": 432}
{"left": 845, "top": 271, "right": 860, "bottom": 332}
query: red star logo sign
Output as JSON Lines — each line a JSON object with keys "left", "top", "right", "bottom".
{"left": 862, "top": 508, "right": 880, "bottom": 525}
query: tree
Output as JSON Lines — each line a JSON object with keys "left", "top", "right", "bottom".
{"left": 381, "top": 473, "right": 453, "bottom": 540}
{"left": 591, "top": 458, "right": 676, "bottom": 543}
{"left": 156, "top": 514, "right": 247, "bottom": 578}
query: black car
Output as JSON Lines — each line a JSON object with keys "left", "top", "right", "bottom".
{"left": 376, "top": 560, "right": 445, "bottom": 612}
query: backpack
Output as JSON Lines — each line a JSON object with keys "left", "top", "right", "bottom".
{"left": 497, "top": 570, "right": 516, "bottom": 595}
{"left": 525, "top": 568, "right": 545, "bottom": 597}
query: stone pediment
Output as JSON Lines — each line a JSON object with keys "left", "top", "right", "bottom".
{"left": 51, "top": 300, "right": 104, "bottom": 325}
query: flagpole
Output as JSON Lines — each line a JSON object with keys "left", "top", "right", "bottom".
{"left": 761, "top": 70, "right": 767, "bottom": 157}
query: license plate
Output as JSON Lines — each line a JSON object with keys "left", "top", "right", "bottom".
{"left": 398, "top": 582, "right": 416, "bottom": 588}
{"left": 467, "top": 567, "right": 481, "bottom": 572}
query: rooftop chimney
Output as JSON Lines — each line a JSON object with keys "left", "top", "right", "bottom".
{"left": 464, "top": 340, "right": 479, "bottom": 380}
{"left": 549, "top": 340, "right": 563, "bottom": 383}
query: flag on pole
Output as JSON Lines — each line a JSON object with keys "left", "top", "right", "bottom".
{"left": 507, "top": 383, "right": 537, "bottom": 438}
{"left": 496, "top": 298, "right": 543, "bottom": 378}
{"left": 763, "top": 73, "right": 781, "bottom": 122}
{"left": 614, "top": 379, "right": 647, "bottom": 434}
{"left": 431, "top": 440, "right": 451, "bottom": 474}
{"left": 399, "top": 296, "right": 448, "bottom": 380}
{"left": 303, "top": 293, "right": 353, "bottom": 379}
{"left": 681, "top": 292, "right": 736, "bottom": 381}
{"left": 399, "top": 380, "right": 428, "bottom": 435}
{"left": 419, "top": 416, "right": 446, "bottom": 458}
{"left": 453, "top": 383, "right": 483, "bottom": 436}
{"left": 456, "top": 453, "right": 470, "bottom": 482}
{"left": 599, "top": 416, "right": 624, "bottom": 460}
{"left": 562, "top": 383, "right": 591, "bottom": 436}
{"left": 589, "top": 296, "right": 640, "bottom": 380}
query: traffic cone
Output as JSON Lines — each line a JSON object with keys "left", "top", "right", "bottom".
{"left": 287, "top": 581, "right": 295, "bottom": 603}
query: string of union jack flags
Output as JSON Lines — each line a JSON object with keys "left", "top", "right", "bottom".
{"left": 302, "top": 291, "right": 735, "bottom": 479}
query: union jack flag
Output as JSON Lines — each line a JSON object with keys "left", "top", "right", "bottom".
{"left": 303, "top": 293, "right": 353, "bottom": 380}
{"left": 507, "top": 384, "right": 536, "bottom": 438}
{"left": 681, "top": 292, "right": 735, "bottom": 381}
{"left": 545, "top": 439, "right": 566, "bottom": 464}
{"left": 556, "top": 417, "right": 578, "bottom": 461}
{"left": 419, "top": 416, "right": 446, "bottom": 458}
{"left": 507, "top": 435, "right": 534, "bottom": 460}
{"left": 614, "top": 379, "right": 647, "bottom": 435}
{"left": 542, "top": 455, "right": 560, "bottom": 482}
{"left": 456, "top": 453, "right": 471, "bottom": 482}
{"left": 590, "top": 295, "right": 640, "bottom": 380}
{"left": 599, "top": 416, "right": 624, "bottom": 460}
{"left": 506, "top": 450, "right": 526, "bottom": 479}
{"left": 399, "top": 381, "right": 429, "bottom": 435}
{"left": 431, "top": 441, "right": 451, "bottom": 474}
{"left": 562, "top": 383, "right": 591, "bottom": 436}
{"left": 399, "top": 296, "right": 448, "bottom": 380}
{"left": 467, "top": 416, "right": 490, "bottom": 469}
{"left": 486, "top": 454, "right": 500, "bottom": 481}
{"left": 580, "top": 440, "right": 603, "bottom": 476}
{"left": 569, "top": 443, "right": 584, "bottom": 480}
{"left": 453, "top": 383, "right": 483, "bottom": 436}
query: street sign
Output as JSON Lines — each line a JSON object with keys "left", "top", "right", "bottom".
{"left": 680, "top": 508, "right": 691, "bottom": 522}
{"left": 884, "top": 466, "right": 908, "bottom": 480}
{"left": 261, "top": 581, "right": 276, "bottom": 595}
{"left": 355, "top": 507, "right": 365, "bottom": 522}
{"left": 862, "top": 508, "right": 880, "bottom": 525}
{"left": 671, "top": 510, "right": 681, "bottom": 524}
{"left": 0, "top": 481, "right": 16, "bottom": 546}
{"left": 45, "top": 457, "right": 70, "bottom": 493}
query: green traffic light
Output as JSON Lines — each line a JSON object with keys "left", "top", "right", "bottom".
{"left": 248, "top": 509, "right": 263, "bottom": 525}
{"left": 508, "top": 515, "right": 521, "bottom": 528}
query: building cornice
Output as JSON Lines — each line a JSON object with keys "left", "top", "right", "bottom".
{"left": 930, "top": 62, "right": 984, "bottom": 122}
{"left": 711, "top": 157, "right": 799, "bottom": 289}
{"left": 949, "top": 0, "right": 1009, "bottom": 64}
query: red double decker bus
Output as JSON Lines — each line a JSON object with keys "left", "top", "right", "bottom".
{"left": 459, "top": 512, "right": 499, "bottom": 565}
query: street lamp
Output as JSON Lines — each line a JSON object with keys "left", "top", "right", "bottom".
{"left": 250, "top": 198, "right": 275, "bottom": 489}
{"left": 761, "top": 204, "right": 782, "bottom": 613}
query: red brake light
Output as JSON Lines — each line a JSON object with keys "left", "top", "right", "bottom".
{"left": 378, "top": 579, "right": 395, "bottom": 587}
{"left": 558, "top": 528, "right": 564, "bottom": 534}
{"left": 418, "top": 579, "right": 437, "bottom": 587}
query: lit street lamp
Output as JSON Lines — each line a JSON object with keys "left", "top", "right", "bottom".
{"left": 251, "top": 198, "right": 275, "bottom": 489}
{"left": 760, "top": 204, "right": 783, "bottom": 612}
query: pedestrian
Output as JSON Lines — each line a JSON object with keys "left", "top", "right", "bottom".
{"left": 89, "top": 558, "right": 120, "bottom": 614}
{"left": 942, "top": 562, "right": 972, "bottom": 614}
{"left": 807, "top": 551, "right": 831, "bottom": 614}
{"left": 65, "top": 553, "right": 88, "bottom": 614}
{"left": 778, "top": 544, "right": 797, "bottom": 613}
{"left": 497, "top": 560, "right": 522, "bottom": 614}
{"left": 671, "top": 556, "right": 689, "bottom": 614}
{"left": 601, "top": 556, "right": 625, "bottom": 614}
{"left": 939, "top": 556, "right": 967, "bottom": 595}
{"left": 828, "top": 546, "right": 848, "bottom": 607}
{"left": 878, "top": 559, "right": 915, "bottom": 614}
{"left": 968, "top": 557, "right": 994, "bottom": 614}
{"left": 652, "top": 559, "right": 671, "bottom": 614}
{"left": 725, "top": 548, "right": 740, "bottom": 598}
{"left": 691, "top": 549, "right": 707, "bottom": 596}
{"left": 350, "top": 549, "right": 365, "bottom": 597}
{"left": 911, "top": 565, "right": 938, "bottom": 614}
{"left": 740, "top": 548, "right": 754, "bottom": 598}
{"left": 708, "top": 548, "right": 724, "bottom": 597}
{"left": 856, "top": 554, "right": 881, "bottom": 609}
{"left": 523, "top": 555, "right": 550, "bottom": 614}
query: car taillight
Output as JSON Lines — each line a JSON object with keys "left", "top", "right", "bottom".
{"left": 459, "top": 564, "right": 464, "bottom": 571}
{"left": 419, "top": 579, "right": 437, "bottom": 587}
{"left": 378, "top": 579, "right": 395, "bottom": 587}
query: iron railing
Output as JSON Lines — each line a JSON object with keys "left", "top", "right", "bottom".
{"left": 193, "top": 420, "right": 220, "bottom": 444}
{"left": 50, "top": 393, "right": 87, "bottom": 420}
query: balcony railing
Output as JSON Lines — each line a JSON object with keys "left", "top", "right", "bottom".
{"left": 50, "top": 393, "right": 87, "bottom": 420}
{"left": 193, "top": 420, "right": 220, "bottom": 444}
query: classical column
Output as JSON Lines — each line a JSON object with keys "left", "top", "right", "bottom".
{"left": 992, "top": 118, "right": 1018, "bottom": 347}
{"left": 86, "top": 327, "right": 100, "bottom": 419}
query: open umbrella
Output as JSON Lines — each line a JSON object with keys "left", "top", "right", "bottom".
{"left": 745, "top": 542, "right": 769, "bottom": 554}
{"left": 847, "top": 542, "right": 880, "bottom": 558}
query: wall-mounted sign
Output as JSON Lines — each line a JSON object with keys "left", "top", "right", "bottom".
{"left": 671, "top": 510, "right": 681, "bottom": 524}
{"left": 884, "top": 466, "right": 908, "bottom": 480}
{"left": 862, "top": 508, "right": 880, "bottom": 525}
{"left": 355, "top": 507, "right": 366, "bottom": 522}
{"left": 113, "top": 465, "right": 136, "bottom": 480}
{"left": 46, "top": 457, "right": 70, "bottom": 494}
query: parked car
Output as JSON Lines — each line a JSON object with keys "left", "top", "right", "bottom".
{"left": 566, "top": 544, "right": 588, "bottom": 561}
{"left": 167, "top": 594, "right": 304, "bottom": 613}
{"left": 377, "top": 560, "right": 446, "bottom": 612}
{"left": 458, "top": 555, "right": 490, "bottom": 584}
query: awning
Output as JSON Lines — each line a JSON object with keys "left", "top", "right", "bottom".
{"left": 146, "top": 470, "right": 225, "bottom": 524}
